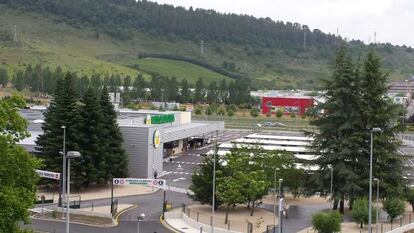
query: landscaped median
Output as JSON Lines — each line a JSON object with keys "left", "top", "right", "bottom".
{"left": 164, "top": 204, "right": 276, "bottom": 233}
{"left": 30, "top": 204, "right": 137, "bottom": 227}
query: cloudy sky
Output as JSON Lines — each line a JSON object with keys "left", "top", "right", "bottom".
{"left": 153, "top": 0, "right": 414, "bottom": 47}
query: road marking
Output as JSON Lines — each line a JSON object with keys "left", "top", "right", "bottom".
{"left": 173, "top": 177, "right": 186, "bottom": 182}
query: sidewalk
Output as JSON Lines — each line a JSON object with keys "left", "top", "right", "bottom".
{"left": 165, "top": 217, "right": 204, "bottom": 233}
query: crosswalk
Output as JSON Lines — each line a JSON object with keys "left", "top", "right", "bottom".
{"left": 169, "top": 161, "right": 203, "bottom": 165}
{"left": 163, "top": 171, "right": 192, "bottom": 175}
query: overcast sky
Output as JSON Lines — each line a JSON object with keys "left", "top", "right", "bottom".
{"left": 152, "top": 0, "right": 414, "bottom": 47}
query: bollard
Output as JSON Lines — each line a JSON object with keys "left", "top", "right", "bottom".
{"left": 91, "top": 201, "right": 94, "bottom": 212}
{"left": 391, "top": 222, "right": 393, "bottom": 230}
{"left": 228, "top": 220, "right": 230, "bottom": 230}
{"left": 381, "top": 223, "right": 383, "bottom": 233}
{"left": 410, "top": 214, "right": 412, "bottom": 223}
{"left": 199, "top": 226, "right": 202, "bottom": 233}
{"left": 400, "top": 217, "right": 403, "bottom": 227}
{"left": 197, "top": 212, "right": 199, "bottom": 222}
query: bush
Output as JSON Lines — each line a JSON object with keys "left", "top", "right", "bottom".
{"left": 383, "top": 197, "right": 405, "bottom": 223}
{"left": 312, "top": 211, "right": 342, "bottom": 233}
{"left": 352, "top": 197, "right": 377, "bottom": 228}
{"left": 195, "top": 108, "right": 202, "bottom": 115}
{"left": 290, "top": 113, "right": 296, "bottom": 118}
{"left": 226, "top": 104, "right": 237, "bottom": 112}
{"left": 227, "top": 109, "right": 235, "bottom": 117}
{"left": 217, "top": 107, "right": 226, "bottom": 116}
{"left": 205, "top": 107, "right": 213, "bottom": 115}
{"left": 250, "top": 108, "right": 259, "bottom": 118}
{"left": 276, "top": 110, "right": 283, "bottom": 118}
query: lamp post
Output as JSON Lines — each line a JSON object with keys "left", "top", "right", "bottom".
{"left": 66, "top": 151, "right": 81, "bottom": 233}
{"left": 329, "top": 166, "right": 333, "bottom": 211}
{"left": 278, "top": 178, "right": 283, "bottom": 198}
{"left": 273, "top": 167, "right": 280, "bottom": 230}
{"left": 61, "top": 125, "right": 66, "bottom": 219}
{"left": 373, "top": 178, "right": 380, "bottom": 233}
{"left": 369, "top": 127, "right": 382, "bottom": 233}
{"left": 137, "top": 213, "right": 145, "bottom": 233}
{"left": 212, "top": 130, "right": 219, "bottom": 233}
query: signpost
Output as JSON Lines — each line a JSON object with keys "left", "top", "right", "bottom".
{"left": 111, "top": 178, "right": 167, "bottom": 215}
{"left": 36, "top": 169, "right": 61, "bottom": 180}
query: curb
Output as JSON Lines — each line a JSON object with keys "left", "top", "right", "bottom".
{"left": 160, "top": 214, "right": 181, "bottom": 233}
{"left": 31, "top": 204, "right": 138, "bottom": 228}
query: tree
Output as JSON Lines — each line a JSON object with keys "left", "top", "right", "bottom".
{"left": 312, "top": 211, "right": 342, "bottom": 233}
{"left": 75, "top": 87, "right": 103, "bottom": 187}
{"left": 216, "top": 174, "right": 245, "bottom": 224}
{"left": 404, "top": 187, "right": 414, "bottom": 212}
{"left": 219, "top": 79, "right": 228, "bottom": 103}
{"left": 133, "top": 73, "right": 146, "bottom": 101}
{"left": 307, "top": 46, "right": 404, "bottom": 213}
{"left": 383, "top": 197, "right": 405, "bottom": 223}
{"left": 0, "top": 67, "right": 8, "bottom": 88}
{"left": 180, "top": 78, "right": 190, "bottom": 103}
{"left": 352, "top": 197, "right": 376, "bottom": 228}
{"left": 13, "top": 71, "right": 25, "bottom": 91}
{"left": 166, "top": 76, "right": 179, "bottom": 101}
{"left": 123, "top": 75, "right": 132, "bottom": 105}
{"left": 99, "top": 86, "right": 128, "bottom": 179}
{"left": 36, "top": 72, "right": 81, "bottom": 186}
{"left": 207, "top": 81, "right": 218, "bottom": 103}
{"left": 194, "top": 77, "right": 205, "bottom": 103}
{"left": 189, "top": 150, "right": 223, "bottom": 209}
{"left": 0, "top": 95, "right": 40, "bottom": 232}
{"left": 205, "top": 106, "right": 213, "bottom": 115}
{"left": 276, "top": 110, "right": 283, "bottom": 118}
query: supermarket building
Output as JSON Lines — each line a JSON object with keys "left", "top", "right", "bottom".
{"left": 19, "top": 108, "right": 224, "bottom": 178}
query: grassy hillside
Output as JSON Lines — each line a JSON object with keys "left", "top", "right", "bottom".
{"left": 0, "top": 6, "right": 413, "bottom": 89}
{"left": 131, "top": 58, "right": 232, "bottom": 83}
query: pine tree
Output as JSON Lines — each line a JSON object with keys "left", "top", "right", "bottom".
{"left": 180, "top": 78, "right": 190, "bottom": 103}
{"left": 307, "top": 45, "right": 365, "bottom": 213}
{"left": 75, "top": 87, "right": 103, "bottom": 187}
{"left": 99, "top": 86, "right": 128, "bottom": 179}
{"left": 358, "top": 51, "right": 404, "bottom": 197}
{"left": 13, "top": 71, "right": 25, "bottom": 91}
{"left": 194, "top": 77, "right": 205, "bottom": 103}
{"left": 36, "top": 72, "right": 81, "bottom": 185}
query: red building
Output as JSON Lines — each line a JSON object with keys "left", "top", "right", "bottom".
{"left": 261, "top": 96, "right": 314, "bottom": 115}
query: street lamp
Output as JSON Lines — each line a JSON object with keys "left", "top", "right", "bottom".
{"left": 61, "top": 125, "right": 66, "bottom": 219}
{"left": 273, "top": 167, "right": 280, "bottom": 229}
{"left": 66, "top": 151, "right": 81, "bottom": 233}
{"left": 137, "top": 213, "right": 145, "bottom": 233}
{"left": 212, "top": 130, "right": 219, "bottom": 233}
{"left": 329, "top": 166, "right": 334, "bottom": 210}
{"left": 369, "top": 127, "right": 382, "bottom": 233}
{"left": 373, "top": 178, "right": 380, "bottom": 233}
{"left": 278, "top": 178, "right": 283, "bottom": 198}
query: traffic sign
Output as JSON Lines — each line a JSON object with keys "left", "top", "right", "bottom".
{"left": 113, "top": 178, "right": 166, "bottom": 188}
{"left": 35, "top": 169, "right": 61, "bottom": 180}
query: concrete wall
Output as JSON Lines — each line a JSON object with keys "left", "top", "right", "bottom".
{"left": 147, "top": 126, "right": 164, "bottom": 178}
{"left": 386, "top": 222, "right": 414, "bottom": 233}
{"left": 120, "top": 126, "right": 149, "bottom": 178}
{"left": 164, "top": 212, "right": 240, "bottom": 233}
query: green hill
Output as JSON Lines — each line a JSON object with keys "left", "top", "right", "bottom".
{"left": 0, "top": 0, "right": 414, "bottom": 89}
{"left": 131, "top": 58, "right": 232, "bottom": 83}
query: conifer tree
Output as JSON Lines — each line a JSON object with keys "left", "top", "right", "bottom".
{"left": 100, "top": 86, "right": 128, "bottom": 179}
{"left": 75, "top": 87, "right": 103, "bottom": 187}
{"left": 36, "top": 72, "right": 81, "bottom": 184}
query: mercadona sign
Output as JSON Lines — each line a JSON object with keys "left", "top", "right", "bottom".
{"left": 112, "top": 178, "right": 166, "bottom": 188}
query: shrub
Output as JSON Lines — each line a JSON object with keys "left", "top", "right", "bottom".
{"left": 195, "top": 108, "right": 202, "bottom": 115}
{"left": 226, "top": 104, "right": 237, "bottom": 112}
{"left": 250, "top": 108, "right": 259, "bottom": 118}
{"left": 290, "top": 113, "right": 296, "bottom": 118}
{"left": 352, "top": 197, "right": 377, "bottom": 228}
{"left": 276, "top": 110, "right": 283, "bottom": 118}
{"left": 217, "top": 107, "right": 226, "bottom": 116}
{"left": 383, "top": 197, "right": 405, "bottom": 223}
{"left": 227, "top": 109, "right": 235, "bottom": 117}
{"left": 205, "top": 107, "right": 213, "bottom": 115}
{"left": 312, "top": 211, "right": 342, "bottom": 233}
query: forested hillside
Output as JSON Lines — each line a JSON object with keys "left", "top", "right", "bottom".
{"left": 1, "top": 0, "right": 414, "bottom": 89}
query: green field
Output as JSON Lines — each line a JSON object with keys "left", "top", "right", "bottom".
{"left": 133, "top": 58, "right": 232, "bottom": 83}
